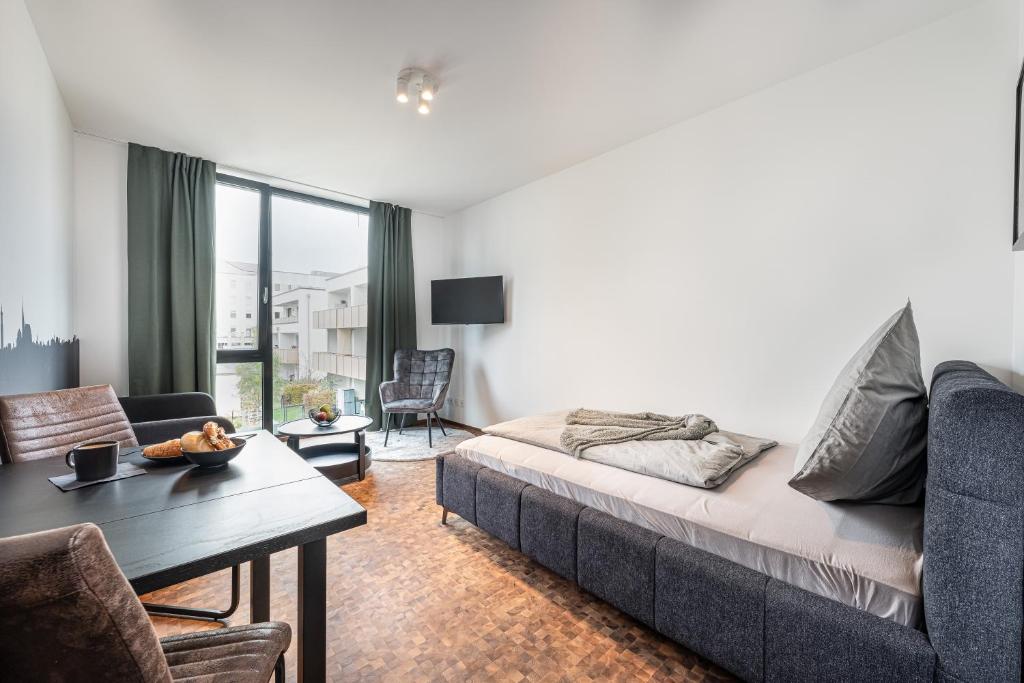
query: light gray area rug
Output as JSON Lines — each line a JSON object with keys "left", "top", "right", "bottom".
{"left": 366, "top": 426, "right": 474, "bottom": 462}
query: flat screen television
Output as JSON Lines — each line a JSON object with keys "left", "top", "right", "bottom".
{"left": 431, "top": 276, "right": 504, "bottom": 325}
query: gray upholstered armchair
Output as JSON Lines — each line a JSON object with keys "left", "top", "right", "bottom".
{"left": 379, "top": 348, "right": 455, "bottom": 447}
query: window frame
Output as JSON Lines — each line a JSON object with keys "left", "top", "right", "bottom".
{"left": 215, "top": 173, "right": 369, "bottom": 431}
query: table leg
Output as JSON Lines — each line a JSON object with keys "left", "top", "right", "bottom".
{"left": 251, "top": 555, "right": 271, "bottom": 623}
{"left": 357, "top": 430, "right": 366, "bottom": 481}
{"left": 298, "top": 538, "right": 327, "bottom": 683}
{"left": 287, "top": 435, "right": 300, "bottom": 452}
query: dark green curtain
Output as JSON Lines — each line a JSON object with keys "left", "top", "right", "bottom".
{"left": 126, "top": 143, "right": 216, "bottom": 396}
{"left": 365, "top": 201, "right": 417, "bottom": 429}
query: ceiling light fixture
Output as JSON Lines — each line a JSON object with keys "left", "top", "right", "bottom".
{"left": 396, "top": 67, "right": 438, "bottom": 114}
{"left": 395, "top": 73, "right": 410, "bottom": 103}
{"left": 420, "top": 74, "right": 436, "bottom": 101}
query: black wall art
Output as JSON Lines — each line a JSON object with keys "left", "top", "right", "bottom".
{"left": 0, "top": 306, "right": 79, "bottom": 395}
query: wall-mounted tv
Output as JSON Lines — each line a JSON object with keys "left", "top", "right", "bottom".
{"left": 431, "top": 276, "right": 504, "bottom": 325}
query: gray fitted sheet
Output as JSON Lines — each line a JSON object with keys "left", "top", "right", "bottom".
{"left": 457, "top": 412, "right": 924, "bottom": 628}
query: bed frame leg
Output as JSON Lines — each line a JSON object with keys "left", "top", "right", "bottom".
{"left": 441, "top": 507, "right": 449, "bottom": 525}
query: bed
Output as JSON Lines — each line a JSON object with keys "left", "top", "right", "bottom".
{"left": 435, "top": 362, "right": 1024, "bottom": 682}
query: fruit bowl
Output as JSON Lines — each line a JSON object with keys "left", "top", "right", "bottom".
{"left": 308, "top": 405, "right": 341, "bottom": 427}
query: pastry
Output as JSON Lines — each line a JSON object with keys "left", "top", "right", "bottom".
{"left": 143, "top": 438, "right": 182, "bottom": 458}
{"left": 203, "top": 421, "right": 231, "bottom": 450}
{"left": 181, "top": 422, "right": 234, "bottom": 452}
{"left": 181, "top": 430, "right": 216, "bottom": 452}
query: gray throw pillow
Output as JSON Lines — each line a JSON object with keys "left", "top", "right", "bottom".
{"left": 789, "top": 302, "right": 927, "bottom": 504}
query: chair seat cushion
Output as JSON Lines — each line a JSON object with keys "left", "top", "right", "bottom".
{"left": 161, "top": 622, "right": 291, "bottom": 682}
{"left": 384, "top": 398, "right": 436, "bottom": 412}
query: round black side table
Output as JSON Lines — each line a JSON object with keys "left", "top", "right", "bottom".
{"left": 277, "top": 415, "right": 373, "bottom": 481}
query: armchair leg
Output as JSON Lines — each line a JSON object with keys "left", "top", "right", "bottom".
{"left": 143, "top": 564, "right": 241, "bottom": 622}
{"left": 383, "top": 412, "right": 392, "bottom": 447}
{"left": 274, "top": 654, "right": 285, "bottom": 683}
{"left": 399, "top": 413, "right": 406, "bottom": 435}
{"left": 427, "top": 412, "right": 434, "bottom": 448}
{"left": 435, "top": 412, "right": 447, "bottom": 437}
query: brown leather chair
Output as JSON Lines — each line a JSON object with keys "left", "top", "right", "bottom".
{"left": 0, "top": 384, "right": 139, "bottom": 464}
{"left": 0, "top": 523, "right": 290, "bottom": 682}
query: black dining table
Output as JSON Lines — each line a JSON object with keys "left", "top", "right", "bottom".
{"left": 0, "top": 430, "right": 366, "bottom": 683}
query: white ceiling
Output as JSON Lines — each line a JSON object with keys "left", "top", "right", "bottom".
{"left": 27, "top": 0, "right": 978, "bottom": 216}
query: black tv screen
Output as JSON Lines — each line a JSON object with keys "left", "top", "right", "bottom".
{"left": 431, "top": 276, "right": 504, "bottom": 325}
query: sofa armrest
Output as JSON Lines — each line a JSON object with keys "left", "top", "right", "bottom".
{"left": 118, "top": 393, "right": 217, "bottom": 423}
{"left": 131, "top": 416, "right": 235, "bottom": 446}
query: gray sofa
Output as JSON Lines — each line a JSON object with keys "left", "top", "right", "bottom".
{"left": 435, "top": 361, "right": 1023, "bottom": 682}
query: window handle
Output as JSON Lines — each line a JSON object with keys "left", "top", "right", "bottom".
{"left": 263, "top": 287, "right": 269, "bottom": 304}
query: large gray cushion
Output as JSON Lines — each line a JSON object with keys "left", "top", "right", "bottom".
{"left": 789, "top": 302, "right": 927, "bottom": 504}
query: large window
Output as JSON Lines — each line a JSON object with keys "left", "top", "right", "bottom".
{"left": 213, "top": 175, "right": 368, "bottom": 431}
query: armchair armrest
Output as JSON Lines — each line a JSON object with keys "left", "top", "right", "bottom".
{"left": 430, "top": 381, "right": 451, "bottom": 412}
{"left": 118, "top": 392, "right": 217, "bottom": 423}
{"left": 379, "top": 380, "right": 402, "bottom": 405}
{"left": 131, "top": 416, "right": 235, "bottom": 447}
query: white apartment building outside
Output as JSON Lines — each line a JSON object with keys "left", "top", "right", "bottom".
{"left": 216, "top": 261, "right": 259, "bottom": 350}
{"left": 214, "top": 260, "right": 370, "bottom": 424}
{"left": 311, "top": 268, "right": 369, "bottom": 407}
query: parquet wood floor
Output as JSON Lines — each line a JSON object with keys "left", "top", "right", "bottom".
{"left": 145, "top": 459, "right": 735, "bottom": 682}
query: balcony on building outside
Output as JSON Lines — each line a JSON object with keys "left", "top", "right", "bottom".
{"left": 311, "top": 352, "right": 366, "bottom": 381}
{"left": 312, "top": 304, "right": 367, "bottom": 330}
{"left": 274, "top": 315, "right": 298, "bottom": 326}
{"left": 274, "top": 347, "right": 299, "bottom": 364}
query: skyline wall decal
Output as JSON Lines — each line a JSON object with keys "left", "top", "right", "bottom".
{"left": 0, "top": 305, "right": 80, "bottom": 394}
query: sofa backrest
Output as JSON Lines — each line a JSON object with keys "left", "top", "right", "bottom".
{"left": 116, "top": 391, "right": 217, "bottom": 423}
{"left": 925, "top": 361, "right": 1024, "bottom": 682}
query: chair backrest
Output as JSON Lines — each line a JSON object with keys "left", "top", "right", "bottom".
{"left": 924, "top": 361, "right": 1024, "bottom": 682}
{"left": 0, "top": 523, "right": 172, "bottom": 682}
{"left": 392, "top": 348, "right": 455, "bottom": 400}
{"left": 0, "top": 384, "right": 138, "bottom": 464}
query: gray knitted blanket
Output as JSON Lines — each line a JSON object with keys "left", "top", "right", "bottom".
{"left": 560, "top": 408, "right": 718, "bottom": 458}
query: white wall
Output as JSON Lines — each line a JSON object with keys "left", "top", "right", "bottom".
{"left": 72, "top": 134, "right": 129, "bottom": 392}
{"left": 410, "top": 211, "right": 461, "bottom": 418}
{"left": 0, "top": 0, "right": 73, "bottom": 345}
{"left": 445, "top": 0, "right": 1019, "bottom": 441}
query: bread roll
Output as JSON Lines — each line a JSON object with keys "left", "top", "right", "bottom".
{"left": 181, "top": 431, "right": 215, "bottom": 452}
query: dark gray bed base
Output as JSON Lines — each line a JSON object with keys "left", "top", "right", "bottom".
{"left": 435, "top": 361, "right": 1024, "bottom": 683}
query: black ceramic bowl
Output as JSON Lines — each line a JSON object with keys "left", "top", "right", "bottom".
{"left": 182, "top": 436, "right": 248, "bottom": 469}
{"left": 308, "top": 406, "right": 341, "bottom": 427}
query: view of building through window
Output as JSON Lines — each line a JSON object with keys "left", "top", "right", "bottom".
{"left": 213, "top": 182, "right": 369, "bottom": 430}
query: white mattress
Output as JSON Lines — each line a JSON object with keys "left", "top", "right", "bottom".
{"left": 456, "top": 419, "right": 924, "bottom": 628}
